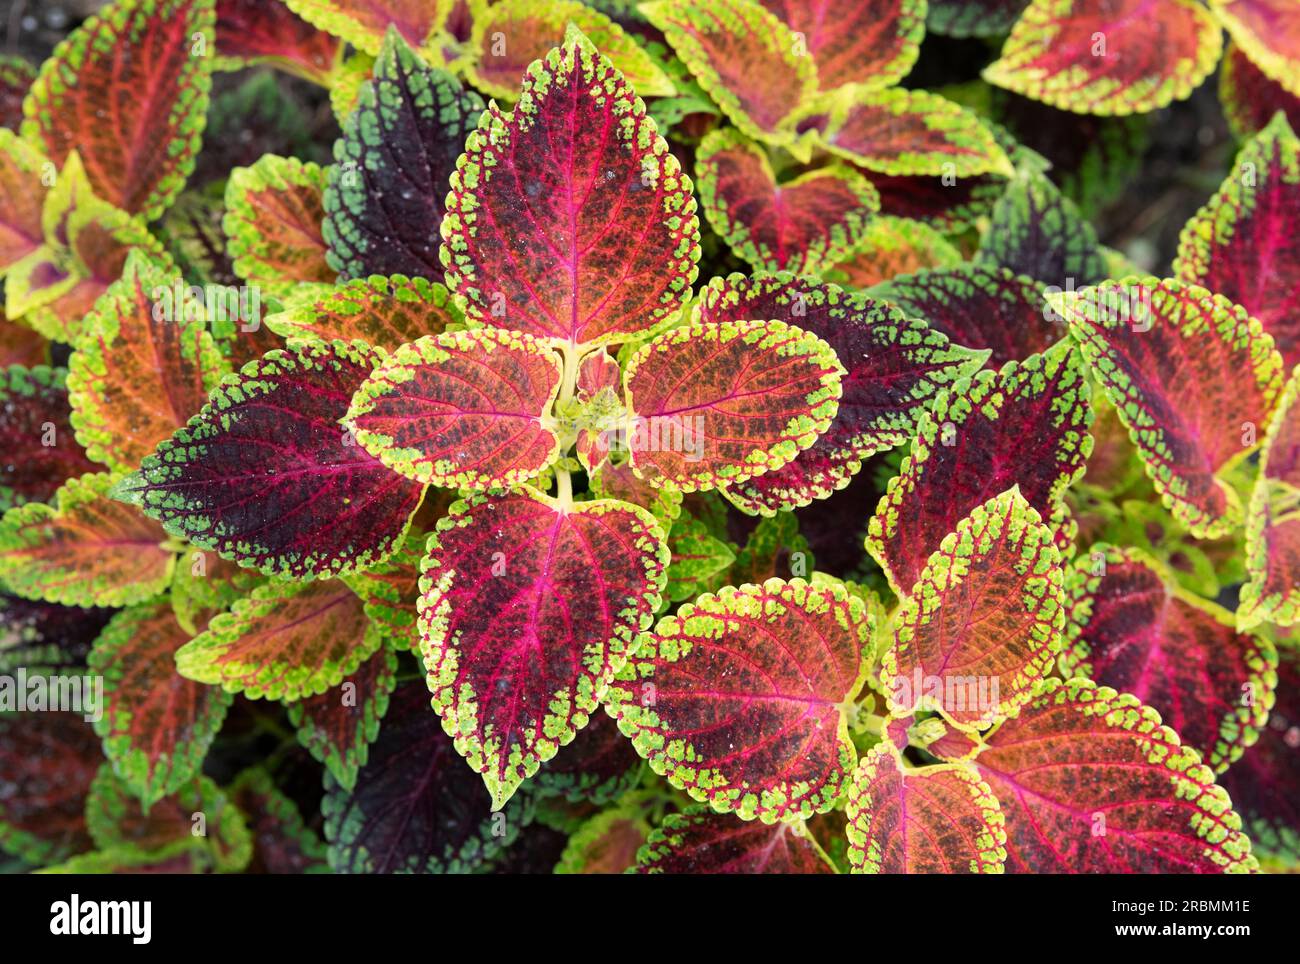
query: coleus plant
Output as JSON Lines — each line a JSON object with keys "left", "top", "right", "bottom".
{"left": 0, "top": 0, "right": 1295, "bottom": 877}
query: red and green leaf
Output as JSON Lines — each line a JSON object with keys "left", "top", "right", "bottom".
{"left": 346, "top": 529, "right": 424, "bottom": 651}
{"left": 623, "top": 318, "right": 843, "bottom": 492}
{"left": 557, "top": 801, "right": 650, "bottom": 873}
{"left": 697, "top": 273, "right": 988, "bottom": 513}
{"left": 0, "top": 56, "right": 35, "bottom": 130}
{"left": 665, "top": 511, "right": 736, "bottom": 602}
{"left": 85, "top": 765, "right": 251, "bottom": 872}
{"left": 867, "top": 339, "right": 1093, "bottom": 594}
{"left": 870, "top": 167, "right": 1006, "bottom": 233}
{"left": 1213, "top": 0, "right": 1300, "bottom": 98}
{"left": 759, "top": 0, "right": 925, "bottom": 90}
{"left": 229, "top": 768, "right": 329, "bottom": 874}
{"left": 1061, "top": 546, "right": 1276, "bottom": 772}
{"left": 21, "top": 0, "right": 215, "bottom": 221}
{"left": 1173, "top": 115, "right": 1300, "bottom": 367}
{"left": 847, "top": 744, "right": 1007, "bottom": 873}
{"left": 824, "top": 216, "right": 962, "bottom": 289}
{"left": 322, "top": 30, "right": 484, "bottom": 282}
{"left": 972, "top": 677, "right": 1256, "bottom": 872}
{"left": 419, "top": 488, "right": 668, "bottom": 808}
{"left": 0, "top": 128, "right": 47, "bottom": 269}
{"left": 170, "top": 548, "right": 265, "bottom": 635}
{"left": 176, "top": 577, "right": 382, "bottom": 701}
{"left": 0, "top": 593, "right": 113, "bottom": 676}
{"left": 223, "top": 154, "right": 334, "bottom": 298}
{"left": 0, "top": 364, "right": 96, "bottom": 511}
{"left": 287, "top": 643, "right": 397, "bottom": 792}
{"left": 983, "top": 0, "right": 1224, "bottom": 115}
{"left": 0, "top": 320, "right": 48, "bottom": 368}
{"left": 67, "top": 254, "right": 228, "bottom": 472}
{"left": 803, "top": 86, "right": 1014, "bottom": 178}
{"left": 345, "top": 329, "right": 563, "bottom": 489}
{"left": 1219, "top": 646, "right": 1300, "bottom": 866}
{"left": 884, "top": 489, "right": 1065, "bottom": 727}
{"left": 0, "top": 471, "right": 174, "bottom": 607}
{"left": 607, "top": 578, "right": 870, "bottom": 822}
{"left": 636, "top": 805, "right": 835, "bottom": 873}
{"left": 121, "top": 341, "right": 426, "bottom": 579}
{"left": 322, "top": 680, "right": 519, "bottom": 873}
{"left": 215, "top": 0, "right": 342, "bottom": 84}
{"left": 284, "top": 0, "right": 454, "bottom": 55}
{"left": 1241, "top": 368, "right": 1300, "bottom": 628}
{"left": 465, "top": 0, "right": 674, "bottom": 101}
{"left": 530, "top": 712, "right": 644, "bottom": 805}
{"left": 441, "top": 29, "right": 699, "bottom": 347}
{"left": 588, "top": 458, "right": 683, "bottom": 531}
{"left": 694, "top": 128, "right": 879, "bottom": 274}
{"left": 0, "top": 712, "right": 100, "bottom": 864}
{"left": 1060, "top": 277, "right": 1284, "bottom": 538}
{"left": 641, "top": 0, "right": 817, "bottom": 149}
{"left": 975, "top": 169, "right": 1108, "bottom": 285}
{"left": 1219, "top": 42, "right": 1300, "bottom": 140}
{"left": 89, "top": 601, "right": 233, "bottom": 808}
{"left": 870, "top": 264, "right": 1062, "bottom": 367}
{"left": 266, "top": 275, "right": 461, "bottom": 352}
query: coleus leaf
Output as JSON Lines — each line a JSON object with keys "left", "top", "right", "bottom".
{"left": 67, "top": 253, "right": 229, "bottom": 472}
{"left": 1220, "top": 42, "right": 1300, "bottom": 141}
{"left": 883, "top": 489, "right": 1066, "bottom": 728}
{"left": 88, "top": 601, "right": 233, "bottom": 808}
{"left": 636, "top": 805, "right": 835, "bottom": 873}
{"left": 869, "top": 264, "right": 1062, "bottom": 368}
{"left": 38, "top": 843, "right": 203, "bottom": 874}
{"left": 0, "top": 127, "right": 45, "bottom": 269}
{"left": 557, "top": 800, "right": 650, "bottom": 874}
{"left": 759, "top": 0, "right": 925, "bottom": 90}
{"left": 728, "top": 511, "right": 811, "bottom": 584}
{"left": 266, "top": 275, "right": 461, "bottom": 352}
{"left": 696, "top": 273, "right": 988, "bottom": 513}
{"left": 284, "top": 0, "right": 454, "bottom": 55}
{"left": 531, "top": 712, "right": 644, "bottom": 805}
{"left": 20, "top": 0, "right": 215, "bottom": 221}
{"left": 323, "top": 681, "right": 520, "bottom": 873}
{"left": 345, "top": 329, "right": 563, "bottom": 489}
{"left": 419, "top": 487, "right": 668, "bottom": 808}
{"left": 0, "top": 593, "right": 113, "bottom": 676}
{"left": 214, "top": 0, "right": 342, "bottom": 84}
{"left": 1213, "top": 0, "right": 1300, "bottom": 98}
{"left": 346, "top": 528, "right": 423, "bottom": 651}
{"left": 176, "top": 577, "right": 383, "bottom": 701}
{"left": 0, "top": 712, "right": 100, "bottom": 864}
{"left": 694, "top": 128, "right": 880, "bottom": 274}
{"left": 823, "top": 216, "right": 962, "bottom": 289}
{"left": 223, "top": 154, "right": 334, "bottom": 299}
{"left": 1059, "top": 277, "right": 1284, "bottom": 538}
{"left": 1173, "top": 114, "right": 1300, "bottom": 367}
{"left": 0, "top": 364, "right": 96, "bottom": 511}
{"left": 1241, "top": 367, "right": 1300, "bottom": 629}
{"left": 802, "top": 86, "right": 1014, "bottom": 179}
{"left": 229, "top": 768, "right": 329, "bottom": 874}
{"left": 640, "top": 0, "right": 816, "bottom": 150}
{"left": 847, "top": 744, "right": 1007, "bottom": 873}
{"left": 972, "top": 677, "right": 1256, "bottom": 872}
{"left": 622, "top": 318, "right": 843, "bottom": 492}
{"left": 0, "top": 471, "right": 174, "bottom": 607}
{"left": 1061, "top": 546, "right": 1276, "bottom": 772}
{"left": 170, "top": 548, "right": 265, "bottom": 635}
{"left": 0, "top": 56, "right": 35, "bottom": 130}
{"left": 982, "top": 0, "right": 1224, "bottom": 115}
{"left": 928, "top": 0, "right": 1030, "bottom": 36}
{"left": 588, "top": 458, "right": 683, "bottom": 531}
{"left": 665, "top": 512, "right": 737, "bottom": 603}
{"left": 975, "top": 169, "right": 1108, "bottom": 286}
{"left": 464, "top": 0, "right": 675, "bottom": 101}
{"left": 121, "top": 340, "right": 426, "bottom": 579}
{"left": 323, "top": 30, "right": 484, "bottom": 282}
{"left": 1219, "top": 645, "right": 1300, "bottom": 865}
{"left": 607, "top": 577, "right": 870, "bottom": 822}
{"left": 286, "top": 642, "right": 398, "bottom": 791}
{"left": 867, "top": 339, "right": 1093, "bottom": 594}
{"left": 85, "top": 765, "right": 251, "bottom": 872}
{"left": 0, "top": 319, "right": 48, "bottom": 368}
{"left": 441, "top": 28, "right": 700, "bottom": 347}
{"left": 870, "top": 166, "right": 1005, "bottom": 233}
